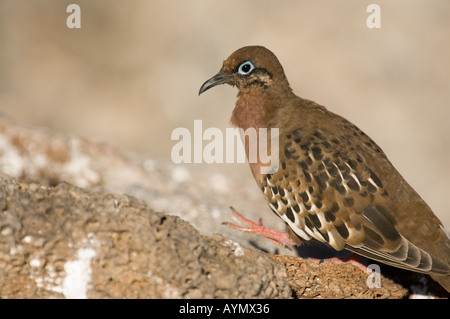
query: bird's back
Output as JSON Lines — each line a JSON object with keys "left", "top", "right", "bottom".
{"left": 263, "top": 96, "right": 450, "bottom": 285}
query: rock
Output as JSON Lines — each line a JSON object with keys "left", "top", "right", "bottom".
{"left": 269, "top": 254, "right": 407, "bottom": 299}
{"left": 0, "top": 177, "right": 291, "bottom": 298}
{"left": 0, "top": 117, "right": 285, "bottom": 250}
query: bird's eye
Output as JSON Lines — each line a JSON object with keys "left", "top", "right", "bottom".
{"left": 237, "top": 61, "right": 254, "bottom": 75}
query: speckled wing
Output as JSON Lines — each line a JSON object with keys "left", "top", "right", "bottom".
{"left": 260, "top": 122, "right": 450, "bottom": 276}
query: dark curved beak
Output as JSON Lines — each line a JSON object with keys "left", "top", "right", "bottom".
{"left": 198, "top": 72, "right": 228, "bottom": 95}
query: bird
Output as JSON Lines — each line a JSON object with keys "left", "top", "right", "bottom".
{"left": 198, "top": 45, "right": 450, "bottom": 292}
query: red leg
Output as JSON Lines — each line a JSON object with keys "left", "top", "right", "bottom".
{"left": 321, "top": 253, "right": 369, "bottom": 272}
{"left": 225, "top": 208, "right": 371, "bottom": 272}
{"left": 224, "top": 206, "right": 298, "bottom": 247}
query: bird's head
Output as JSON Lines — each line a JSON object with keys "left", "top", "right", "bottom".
{"left": 199, "top": 46, "right": 291, "bottom": 96}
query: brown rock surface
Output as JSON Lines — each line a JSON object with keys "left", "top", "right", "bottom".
{"left": 269, "top": 254, "right": 407, "bottom": 299}
{"left": 0, "top": 177, "right": 291, "bottom": 298}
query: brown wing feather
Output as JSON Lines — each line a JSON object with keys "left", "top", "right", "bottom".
{"left": 261, "top": 118, "right": 450, "bottom": 276}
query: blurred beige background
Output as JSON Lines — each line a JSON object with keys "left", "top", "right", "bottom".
{"left": 0, "top": 0, "right": 449, "bottom": 226}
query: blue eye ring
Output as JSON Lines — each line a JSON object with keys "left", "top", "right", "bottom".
{"left": 237, "top": 61, "right": 254, "bottom": 75}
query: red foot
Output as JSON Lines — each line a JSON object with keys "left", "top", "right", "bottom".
{"left": 224, "top": 206, "right": 297, "bottom": 247}
{"left": 311, "top": 253, "right": 369, "bottom": 272}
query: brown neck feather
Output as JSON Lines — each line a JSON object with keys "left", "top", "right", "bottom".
{"left": 230, "top": 89, "right": 286, "bottom": 182}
